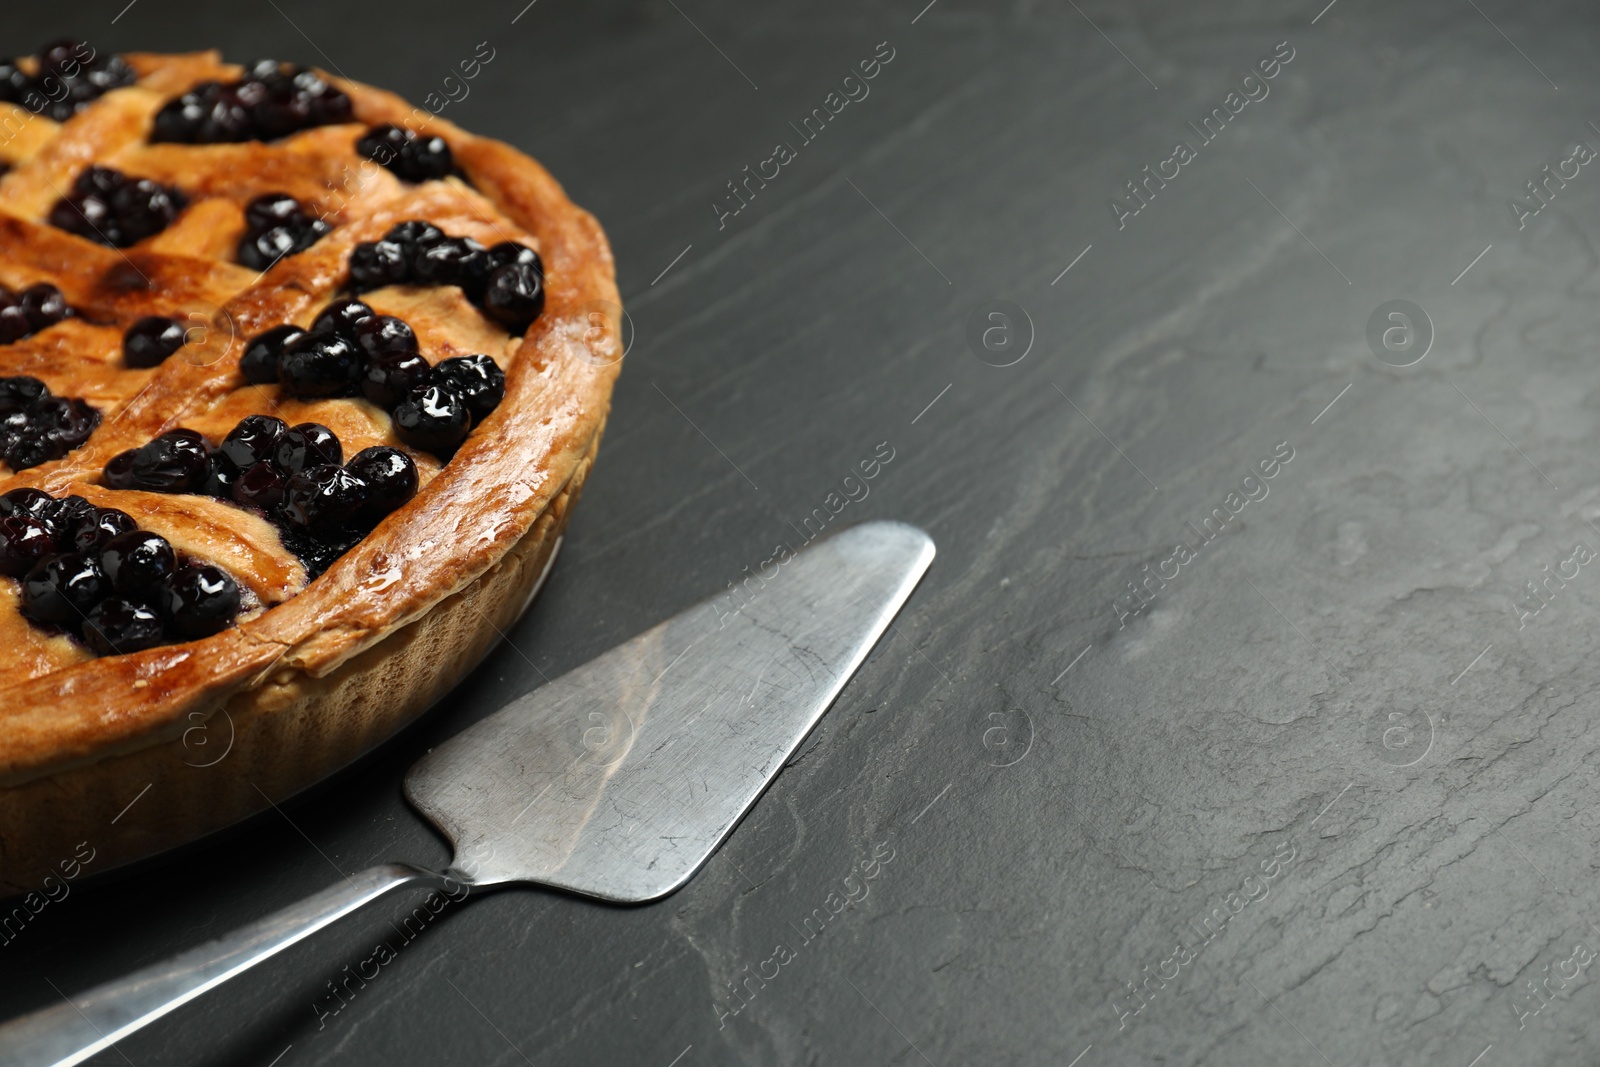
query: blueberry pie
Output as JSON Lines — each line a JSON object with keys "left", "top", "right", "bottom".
{"left": 0, "top": 46, "right": 621, "bottom": 894}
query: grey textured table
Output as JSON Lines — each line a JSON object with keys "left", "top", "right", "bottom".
{"left": 6, "top": 0, "right": 1600, "bottom": 1064}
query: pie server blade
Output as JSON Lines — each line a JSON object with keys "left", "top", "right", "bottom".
{"left": 0, "top": 520, "right": 935, "bottom": 1067}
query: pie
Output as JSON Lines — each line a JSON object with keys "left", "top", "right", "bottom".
{"left": 0, "top": 42, "right": 622, "bottom": 895}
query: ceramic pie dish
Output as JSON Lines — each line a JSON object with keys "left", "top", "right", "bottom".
{"left": 0, "top": 43, "right": 621, "bottom": 896}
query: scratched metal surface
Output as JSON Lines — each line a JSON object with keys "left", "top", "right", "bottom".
{"left": 4, "top": 0, "right": 1600, "bottom": 1064}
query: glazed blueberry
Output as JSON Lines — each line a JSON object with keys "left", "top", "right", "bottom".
{"left": 36, "top": 396, "right": 100, "bottom": 452}
{"left": 48, "top": 166, "right": 185, "bottom": 248}
{"left": 238, "top": 226, "right": 300, "bottom": 271}
{"left": 346, "top": 446, "right": 418, "bottom": 521}
{"left": 273, "top": 422, "right": 342, "bottom": 474}
{"left": 480, "top": 261, "right": 544, "bottom": 333}
{"left": 348, "top": 240, "right": 410, "bottom": 290}
{"left": 401, "top": 134, "right": 454, "bottom": 181}
{"left": 310, "top": 298, "right": 375, "bottom": 340}
{"left": 42, "top": 495, "right": 97, "bottom": 542}
{"left": 0, "top": 377, "right": 48, "bottom": 414}
{"left": 161, "top": 561, "right": 240, "bottom": 639}
{"left": 5, "top": 436, "right": 55, "bottom": 471}
{"left": 0, "top": 515, "right": 57, "bottom": 577}
{"left": 102, "top": 429, "right": 212, "bottom": 493}
{"left": 112, "top": 178, "right": 184, "bottom": 243}
{"left": 82, "top": 597, "right": 166, "bottom": 655}
{"left": 231, "top": 460, "right": 288, "bottom": 511}
{"left": 237, "top": 194, "right": 331, "bottom": 271}
{"left": 71, "top": 507, "right": 137, "bottom": 553}
{"left": 0, "top": 302, "right": 31, "bottom": 344}
{"left": 483, "top": 242, "right": 541, "bottom": 274}
{"left": 360, "top": 349, "right": 431, "bottom": 409}
{"left": 384, "top": 220, "right": 444, "bottom": 251}
{"left": 22, "top": 552, "right": 110, "bottom": 624}
{"left": 352, "top": 314, "right": 417, "bottom": 360}
{"left": 0, "top": 486, "right": 53, "bottom": 519}
{"left": 244, "top": 192, "right": 302, "bottom": 231}
{"left": 217, "top": 414, "right": 289, "bottom": 472}
{"left": 358, "top": 125, "right": 454, "bottom": 182}
{"left": 100, "top": 530, "right": 176, "bottom": 599}
{"left": 433, "top": 355, "right": 505, "bottom": 421}
{"left": 277, "top": 332, "right": 359, "bottom": 398}
{"left": 17, "top": 284, "right": 70, "bottom": 332}
{"left": 0, "top": 42, "right": 134, "bottom": 120}
{"left": 276, "top": 526, "right": 346, "bottom": 577}
{"left": 239, "top": 324, "right": 304, "bottom": 385}
{"left": 123, "top": 315, "right": 187, "bottom": 367}
{"left": 412, "top": 236, "right": 485, "bottom": 289}
{"left": 281, "top": 463, "right": 368, "bottom": 535}
{"left": 355, "top": 124, "right": 411, "bottom": 167}
{"left": 151, "top": 62, "right": 352, "bottom": 144}
{"left": 393, "top": 382, "right": 471, "bottom": 455}
{"left": 199, "top": 454, "right": 238, "bottom": 499}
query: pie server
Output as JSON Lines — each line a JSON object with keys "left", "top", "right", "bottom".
{"left": 0, "top": 520, "right": 934, "bottom": 1067}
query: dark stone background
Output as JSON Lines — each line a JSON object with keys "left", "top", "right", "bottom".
{"left": 5, "top": 0, "right": 1600, "bottom": 1063}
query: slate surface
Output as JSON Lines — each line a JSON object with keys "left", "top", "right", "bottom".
{"left": 5, "top": 0, "right": 1600, "bottom": 1063}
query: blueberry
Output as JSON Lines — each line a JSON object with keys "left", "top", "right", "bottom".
{"left": 348, "top": 240, "right": 410, "bottom": 290}
{"left": 75, "top": 166, "right": 123, "bottom": 198}
{"left": 273, "top": 422, "right": 342, "bottom": 474}
{"left": 0, "top": 515, "right": 57, "bottom": 577}
{"left": 102, "top": 429, "right": 212, "bottom": 493}
{"left": 239, "top": 324, "right": 304, "bottom": 385}
{"left": 99, "top": 530, "right": 177, "bottom": 599}
{"left": 347, "top": 445, "right": 418, "bottom": 522}
{"left": 49, "top": 192, "right": 115, "bottom": 244}
{"left": 432, "top": 355, "right": 505, "bottom": 421}
{"left": 480, "top": 261, "right": 544, "bottom": 333}
{"left": 483, "top": 242, "right": 541, "bottom": 274}
{"left": 111, "top": 178, "right": 182, "bottom": 243}
{"left": 360, "top": 349, "right": 432, "bottom": 409}
{"left": 218, "top": 414, "right": 289, "bottom": 472}
{"left": 82, "top": 597, "right": 167, "bottom": 655}
{"left": 282, "top": 463, "right": 368, "bottom": 536}
{"left": 393, "top": 382, "right": 471, "bottom": 455}
{"left": 238, "top": 226, "right": 301, "bottom": 271}
{"left": 352, "top": 314, "right": 417, "bottom": 360}
{"left": 399, "top": 134, "right": 454, "bottom": 182}
{"left": 37, "top": 396, "right": 100, "bottom": 451}
{"left": 412, "top": 235, "right": 485, "bottom": 288}
{"left": 0, "top": 377, "right": 47, "bottom": 414}
{"left": 22, "top": 552, "right": 110, "bottom": 624}
{"left": 277, "top": 331, "right": 359, "bottom": 398}
{"left": 49, "top": 166, "right": 183, "bottom": 247}
{"left": 199, "top": 454, "right": 238, "bottom": 499}
{"left": 161, "top": 561, "right": 240, "bottom": 639}
{"left": 384, "top": 220, "right": 444, "bottom": 251}
{"left": 0, "top": 486, "right": 53, "bottom": 519}
{"left": 310, "top": 298, "right": 374, "bottom": 339}
{"left": 18, "top": 284, "right": 70, "bottom": 331}
{"left": 5, "top": 436, "right": 55, "bottom": 471}
{"left": 232, "top": 459, "right": 288, "bottom": 511}
{"left": 123, "top": 315, "right": 187, "bottom": 367}
{"left": 71, "top": 506, "right": 137, "bottom": 553}
{"left": 244, "top": 192, "right": 302, "bottom": 231}
{"left": 151, "top": 85, "right": 210, "bottom": 142}
{"left": 356, "top": 124, "right": 411, "bottom": 168}
{"left": 42, "top": 495, "right": 96, "bottom": 542}
{"left": 0, "top": 302, "right": 32, "bottom": 344}
{"left": 277, "top": 525, "right": 348, "bottom": 576}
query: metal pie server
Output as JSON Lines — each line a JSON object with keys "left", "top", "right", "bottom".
{"left": 0, "top": 520, "right": 934, "bottom": 1067}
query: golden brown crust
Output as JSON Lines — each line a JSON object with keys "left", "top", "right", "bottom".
{"left": 0, "top": 430, "right": 595, "bottom": 894}
{"left": 0, "top": 53, "right": 621, "bottom": 795}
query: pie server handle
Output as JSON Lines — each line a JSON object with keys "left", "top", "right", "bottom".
{"left": 0, "top": 863, "right": 450, "bottom": 1067}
